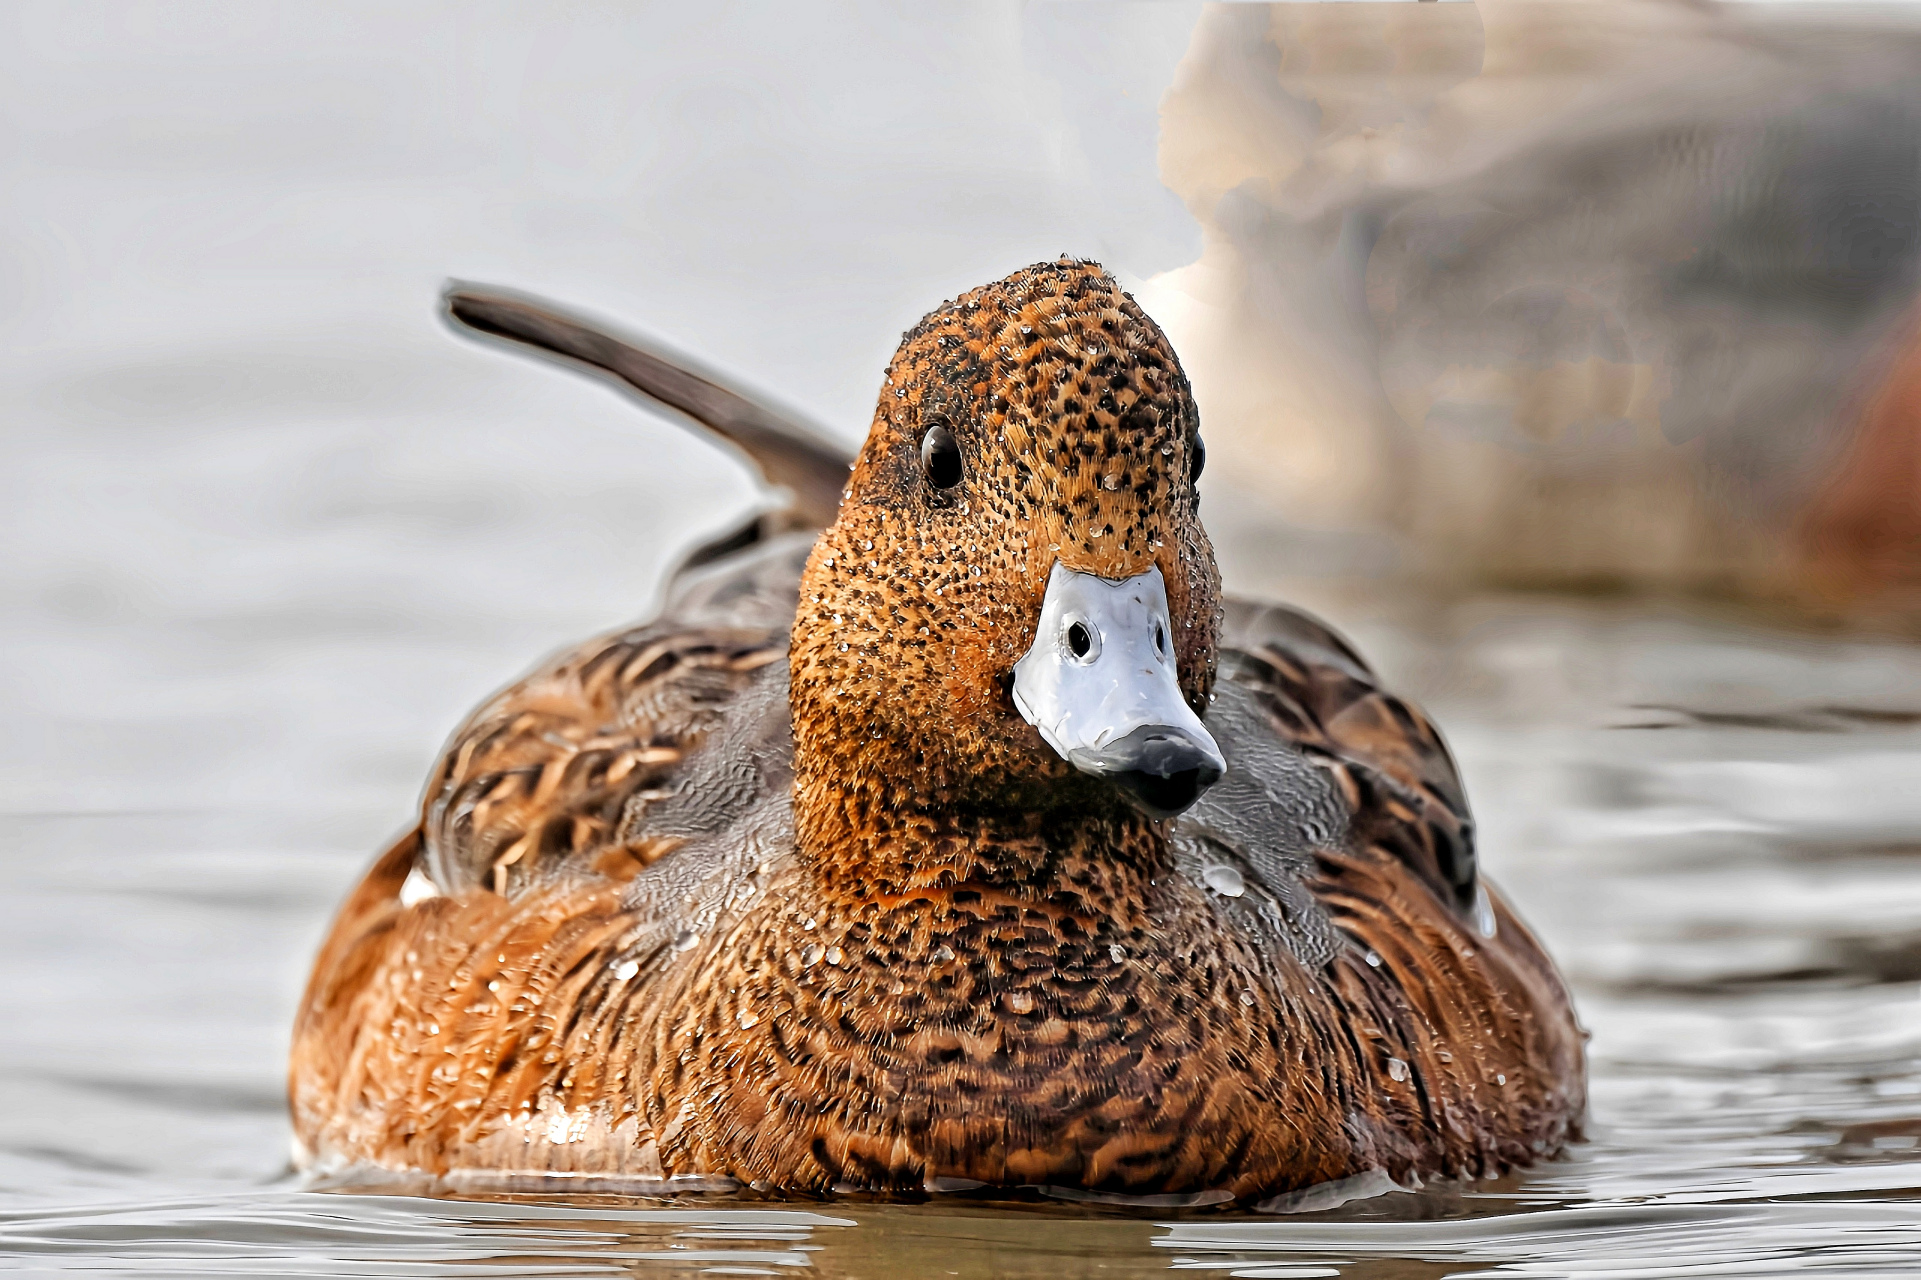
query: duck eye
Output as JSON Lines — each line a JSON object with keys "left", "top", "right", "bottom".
{"left": 1190, "top": 434, "right": 1206, "bottom": 485}
{"left": 920, "top": 422, "right": 963, "bottom": 489}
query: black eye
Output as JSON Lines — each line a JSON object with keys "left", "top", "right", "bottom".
{"left": 920, "top": 421, "right": 963, "bottom": 489}
{"left": 1190, "top": 434, "right": 1206, "bottom": 485}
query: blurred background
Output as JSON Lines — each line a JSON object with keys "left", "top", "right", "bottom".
{"left": 6, "top": 2, "right": 1921, "bottom": 1275}
{"left": 1153, "top": 0, "right": 1921, "bottom": 614}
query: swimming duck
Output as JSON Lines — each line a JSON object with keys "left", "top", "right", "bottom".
{"left": 290, "top": 259, "right": 1584, "bottom": 1200}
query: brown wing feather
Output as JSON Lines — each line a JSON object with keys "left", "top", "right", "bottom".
{"left": 1222, "top": 599, "right": 1479, "bottom": 913}
{"left": 419, "top": 623, "right": 787, "bottom": 898}
{"left": 1208, "top": 598, "right": 1583, "bottom": 1174}
{"left": 292, "top": 600, "right": 793, "bottom": 1175}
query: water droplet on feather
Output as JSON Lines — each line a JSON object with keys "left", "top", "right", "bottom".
{"left": 1203, "top": 865, "right": 1245, "bottom": 898}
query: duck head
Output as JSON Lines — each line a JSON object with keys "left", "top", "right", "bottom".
{"left": 789, "top": 259, "right": 1223, "bottom": 863}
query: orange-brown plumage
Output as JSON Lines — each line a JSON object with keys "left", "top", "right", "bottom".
{"left": 291, "top": 260, "right": 1584, "bottom": 1199}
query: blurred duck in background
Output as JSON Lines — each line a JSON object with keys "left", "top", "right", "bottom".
{"left": 1142, "top": 0, "right": 1921, "bottom": 620}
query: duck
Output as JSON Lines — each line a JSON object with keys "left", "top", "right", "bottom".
{"left": 290, "top": 258, "right": 1584, "bottom": 1201}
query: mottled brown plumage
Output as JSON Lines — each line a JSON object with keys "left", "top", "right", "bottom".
{"left": 291, "top": 260, "right": 1584, "bottom": 1200}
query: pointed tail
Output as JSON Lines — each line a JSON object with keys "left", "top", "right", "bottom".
{"left": 441, "top": 282, "right": 853, "bottom": 533}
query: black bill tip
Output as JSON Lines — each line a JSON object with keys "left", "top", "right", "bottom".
{"left": 1082, "top": 725, "right": 1225, "bottom": 820}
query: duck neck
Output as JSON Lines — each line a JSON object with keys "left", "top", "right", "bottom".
{"left": 790, "top": 735, "right": 1172, "bottom": 915}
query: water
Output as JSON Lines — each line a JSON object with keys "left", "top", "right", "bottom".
{"left": 6, "top": 583, "right": 1921, "bottom": 1276}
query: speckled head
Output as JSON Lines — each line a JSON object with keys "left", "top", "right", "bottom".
{"left": 789, "top": 258, "right": 1221, "bottom": 845}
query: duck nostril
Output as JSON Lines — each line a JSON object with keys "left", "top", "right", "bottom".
{"left": 1067, "top": 621, "right": 1093, "bottom": 659}
{"left": 1154, "top": 622, "right": 1166, "bottom": 655}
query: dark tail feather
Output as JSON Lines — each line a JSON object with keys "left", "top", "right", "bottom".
{"left": 441, "top": 282, "right": 853, "bottom": 530}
